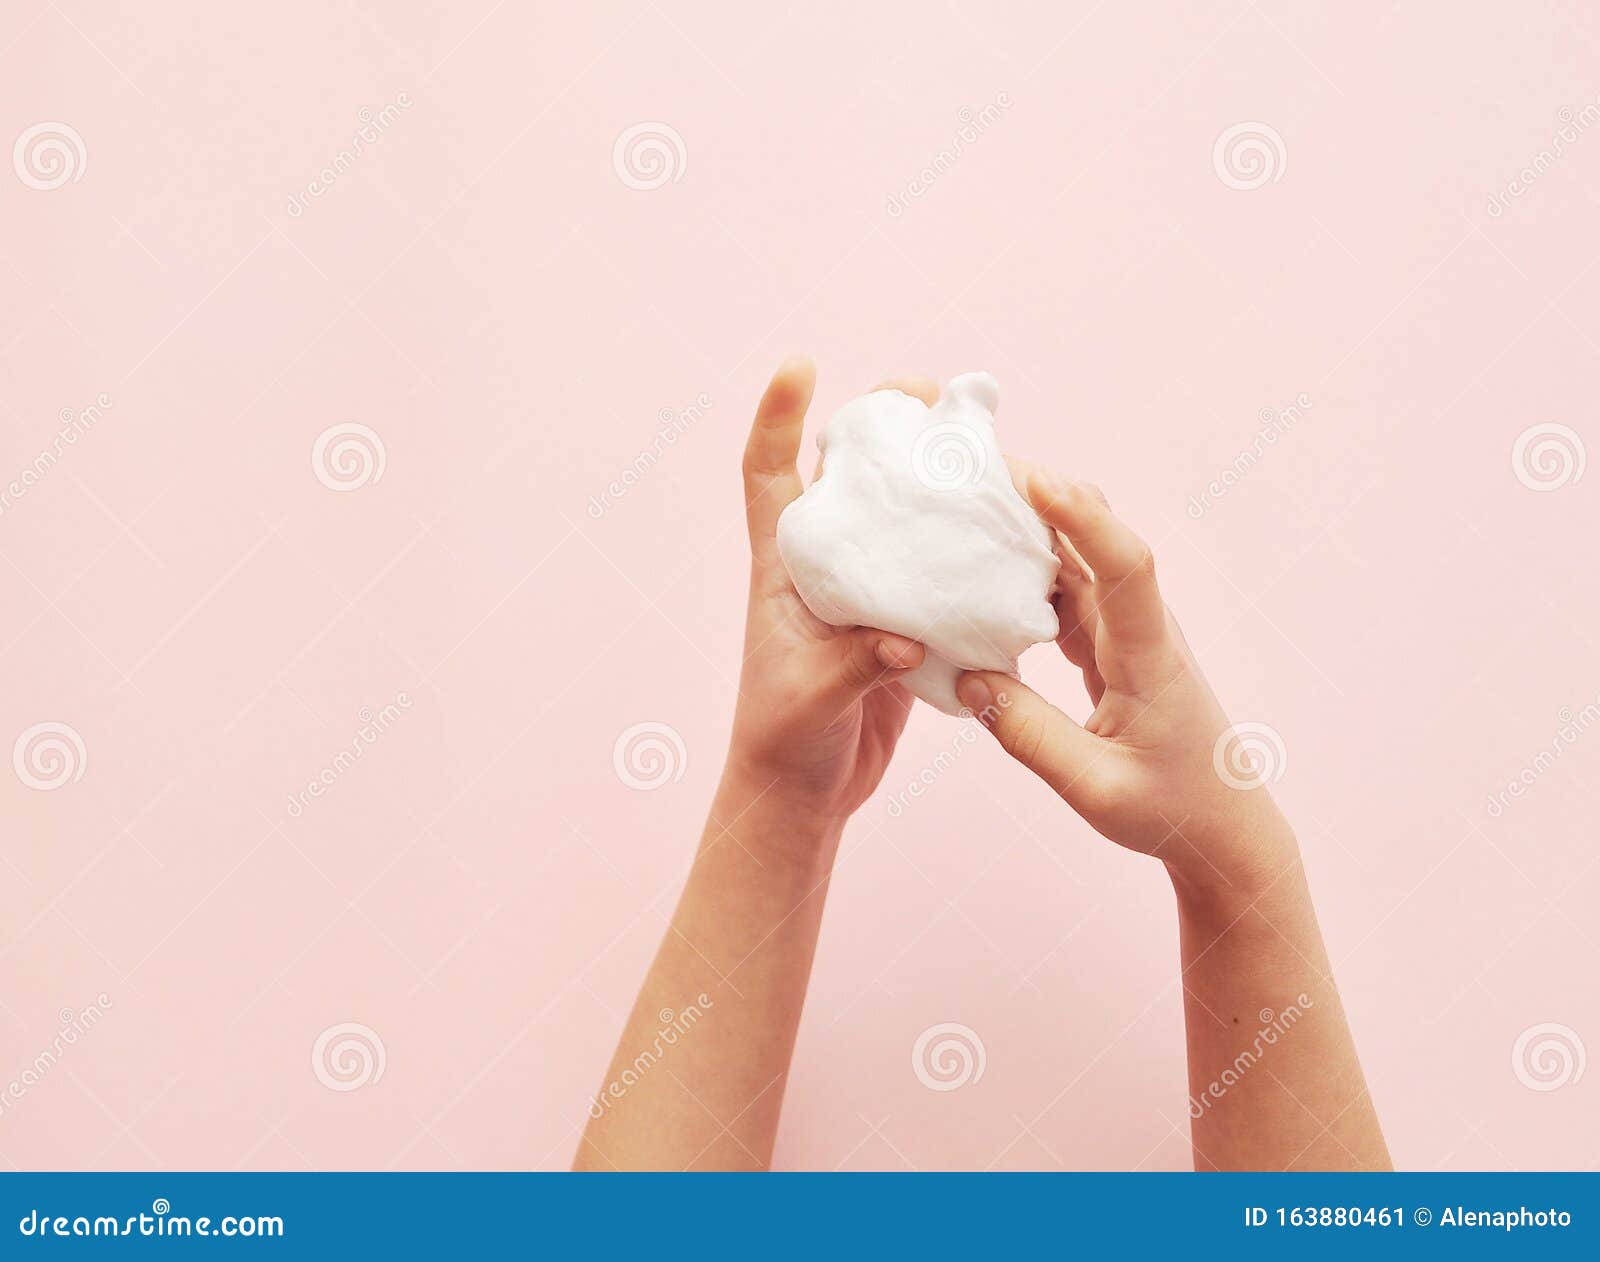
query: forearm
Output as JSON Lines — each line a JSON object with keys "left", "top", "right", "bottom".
{"left": 574, "top": 770, "right": 841, "bottom": 1171}
{"left": 1170, "top": 837, "right": 1390, "bottom": 1171}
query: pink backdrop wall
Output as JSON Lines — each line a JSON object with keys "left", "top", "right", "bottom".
{"left": 2, "top": 1, "right": 1596, "bottom": 1170}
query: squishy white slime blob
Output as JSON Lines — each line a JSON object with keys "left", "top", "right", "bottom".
{"left": 776, "top": 373, "right": 1060, "bottom": 715}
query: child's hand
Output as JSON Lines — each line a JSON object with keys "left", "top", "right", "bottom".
{"left": 951, "top": 468, "right": 1389, "bottom": 1173}
{"left": 955, "top": 469, "right": 1297, "bottom": 901}
{"left": 725, "top": 359, "right": 930, "bottom": 835}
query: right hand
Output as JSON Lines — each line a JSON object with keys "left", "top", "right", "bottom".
{"left": 954, "top": 468, "right": 1299, "bottom": 902}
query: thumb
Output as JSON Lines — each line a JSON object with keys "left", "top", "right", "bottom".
{"left": 955, "top": 671, "right": 1109, "bottom": 806}
{"left": 808, "top": 628, "right": 926, "bottom": 717}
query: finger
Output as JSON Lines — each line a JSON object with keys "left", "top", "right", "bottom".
{"left": 743, "top": 357, "right": 816, "bottom": 543}
{"left": 955, "top": 671, "right": 1114, "bottom": 811}
{"left": 1025, "top": 471, "right": 1167, "bottom": 651}
{"left": 1006, "top": 455, "right": 1092, "bottom": 582}
{"left": 1046, "top": 519, "right": 1099, "bottom": 656}
{"left": 1054, "top": 530, "right": 1094, "bottom": 585}
{"left": 1008, "top": 456, "right": 1098, "bottom": 697}
{"left": 1054, "top": 574, "right": 1102, "bottom": 683}
{"left": 812, "top": 628, "right": 926, "bottom": 715}
{"left": 1080, "top": 662, "right": 1107, "bottom": 707}
{"left": 862, "top": 678, "right": 916, "bottom": 752}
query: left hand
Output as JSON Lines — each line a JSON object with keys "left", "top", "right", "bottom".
{"left": 725, "top": 359, "right": 932, "bottom": 832}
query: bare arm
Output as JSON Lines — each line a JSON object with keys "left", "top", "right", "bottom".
{"left": 1173, "top": 851, "right": 1389, "bottom": 1170}
{"left": 956, "top": 470, "right": 1389, "bottom": 1172}
{"left": 575, "top": 361, "right": 934, "bottom": 1171}
{"left": 573, "top": 773, "right": 842, "bottom": 1170}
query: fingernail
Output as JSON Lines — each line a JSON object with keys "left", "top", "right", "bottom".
{"left": 956, "top": 673, "right": 993, "bottom": 717}
{"left": 875, "top": 639, "right": 905, "bottom": 669}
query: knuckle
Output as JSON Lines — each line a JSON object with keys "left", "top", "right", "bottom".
{"left": 841, "top": 641, "right": 878, "bottom": 689}
{"left": 1128, "top": 540, "right": 1156, "bottom": 580}
{"left": 1006, "top": 710, "right": 1050, "bottom": 769}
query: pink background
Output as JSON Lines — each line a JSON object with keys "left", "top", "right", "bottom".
{"left": 3, "top": 1, "right": 1597, "bottom": 1170}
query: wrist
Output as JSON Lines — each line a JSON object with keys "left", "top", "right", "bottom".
{"left": 707, "top": 758, "right": 848, "bottom": 875}
{"left": 1163, "top": 812, "right": 1303, "bottom": 923}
